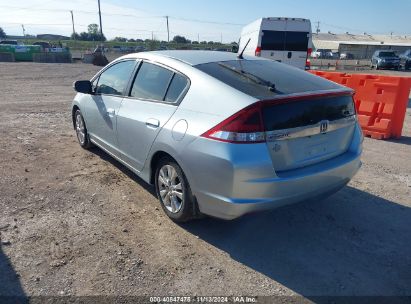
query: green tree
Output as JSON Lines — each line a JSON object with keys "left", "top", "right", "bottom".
{"left": 0, "top": 27, "right": 6, "bottom": 38}
{"left": 113, "top": 36, "right": 127, "bottom": 42}
{"left": 82, "top": 24, "right": 106, "bottom": 41}
{"left": 172, "top": 35, "right": 189, "bottom": 44}
{"left": 71, "top": 32, "right": 80, "bottom": 40}
{"left": 88, "top": 24, "right": 99, "bottom": 35}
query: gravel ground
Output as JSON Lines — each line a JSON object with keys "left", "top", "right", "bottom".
{"left": 0, "top": 62, "right": 410, "bottom": 300}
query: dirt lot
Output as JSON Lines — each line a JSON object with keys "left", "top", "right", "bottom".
{"left": 0, "top": 62, "right": 410, "bottom": 300}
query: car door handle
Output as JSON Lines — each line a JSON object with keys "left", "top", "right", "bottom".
{"left": 106, "top": 108, "right": 115, "bottom": 117}
{"left": 146, "top": 118, "right": 160, "bottom": 128}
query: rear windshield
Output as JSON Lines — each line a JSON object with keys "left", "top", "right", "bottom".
{"left": 379, "top": 51, "right": 396, "bottom": 57}
{"left": 261, "top": 30, "right": 309, "bottom": 52}
{"left": 262, "top": 95, "right": 355, "bottom": 131}
{"left": 195, "top": 59, "right": 341, "bottom": 99}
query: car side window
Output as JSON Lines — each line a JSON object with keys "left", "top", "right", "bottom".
{"left": 95, "top": 60, "right": 136, "bottom": 96}
{"left": 164, "top": 73, "right": 189, "bottom": 103}
{"left": 130, "top": 62, "right": 173, "bottom": 101}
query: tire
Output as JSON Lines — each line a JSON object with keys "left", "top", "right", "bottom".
{"left": 154, "top": 157, "right": 198, "bottom": 222}
{"left": 74, "top": 109, "right": 93, "bottom": 149}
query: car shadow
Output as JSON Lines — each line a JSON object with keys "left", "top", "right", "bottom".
{"left": 0, "top": 245, "right": 27, "bottom": 303}
{"left": 87, "top": 147, "right": 411, "bottom": 297}
{"left": 181, "top": 186, "right": 411, "bottom": 298}
{"left": 88, "top": 147, "right": 156, "bottom": 196}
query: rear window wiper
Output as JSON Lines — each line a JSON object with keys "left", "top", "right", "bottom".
{"left": 218, "top": 62, "right": 280, "bottom": 93}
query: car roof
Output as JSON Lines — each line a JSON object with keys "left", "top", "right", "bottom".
{"left": 121, "top": 50, "right": 261, "bottom": 66}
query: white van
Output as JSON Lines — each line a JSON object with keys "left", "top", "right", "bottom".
{"left": 238, "top": 17, "right": 313, "bottom": 70}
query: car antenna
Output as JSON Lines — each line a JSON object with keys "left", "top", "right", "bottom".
{"left": 237, "top": 38, "right": 251, "bottom": 59}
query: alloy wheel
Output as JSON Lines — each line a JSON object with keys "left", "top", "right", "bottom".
{"left": 157, "top": 165, "right": 184, "bottom": 213}
{"left": 75, "top": 113, "right": 86, "bottom": 145}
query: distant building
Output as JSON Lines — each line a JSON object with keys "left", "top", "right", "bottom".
{"left": 36, "top": 34, "right": 70, "bottom": 40}
{"left": 313, "top": 33, "right": 411, "bottom": 59}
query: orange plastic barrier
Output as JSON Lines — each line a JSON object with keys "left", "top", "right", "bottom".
{"left": 309, "top": 71, "right": 411, "bottom": 139}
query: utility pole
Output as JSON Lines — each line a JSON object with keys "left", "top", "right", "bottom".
{"left": 21, "top": 24, "right": 25, "bottom": 37}
{"left": 220, "top": 33, "right": 223, "bottom": 44}
{"left": 166, "top": 16, "right": 170, "bottom": 42}
{"left": 97, "top": 0, "right": 104, "bottom": 52}
{"left": 70, "top": 10, "right": 76, "bottom": 39}
{"left": 315, "top": 21, "right": 320, "bottom": 34}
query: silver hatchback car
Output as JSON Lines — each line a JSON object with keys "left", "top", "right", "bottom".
{"left": 72, "top": 51, "right": 362, "bottom": 221}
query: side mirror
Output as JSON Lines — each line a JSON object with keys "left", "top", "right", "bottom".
{"left": 73, "top": 80, "right": 93, "bottom": 94}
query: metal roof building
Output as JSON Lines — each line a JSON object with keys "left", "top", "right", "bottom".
{"left": 313, "top": 33, "right": 411, "bottom": 59}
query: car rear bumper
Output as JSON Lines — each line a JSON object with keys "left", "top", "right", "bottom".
{"left": 195, "top": 151, "right": 361, "bottom": 219}
{"left": 182, "top": 122, "right": 363, "bottom": 220}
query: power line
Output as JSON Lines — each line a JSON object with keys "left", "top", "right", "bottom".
{"left": 0, "top": 5, "right": 161, "bottom": 18}
{"left": 169, "top": 16, "right": 244, "bottom": 26}
{"left": 0, "top": 5, "right": 244, "bottom": 26}
{"left": 321, "top": 22, "right": 372, "bottom": 34}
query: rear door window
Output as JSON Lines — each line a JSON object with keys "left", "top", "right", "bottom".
{"left": 164, "top": 73, "right": 189, "bottom": 103}
{"left": 130, "top": 62, "right": 173, "bottom": 101}
{"left": 261, "top": 30, "right": 285, "bottom": 51}
{"left": 95, "top": 60, "right": 136, "bottom": 96}
{"left": 195, "top": 60, "right": 341, "bottom": 99}
{"left": 261, "top": 30, "right": 309, "bottom": 51}
{"left": 262, "top": 95, "right": 356, "bottom": 131}
{"left": 284, "top": 32, "right": 309, "bottom": 52}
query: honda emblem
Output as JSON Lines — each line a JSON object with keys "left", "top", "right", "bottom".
{"left": 320, "top": 120, "right": 329, "bottom": 133}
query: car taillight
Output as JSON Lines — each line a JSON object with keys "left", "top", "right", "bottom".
{"left": 305, "top": 48, "right": 312, "bottom": 70}
{"left": 201, "top": 103, "right": 265, "bottom": 143}
{"left": 305, "top": 58, "right": 311, "bottom": 70}
{"left": 255, "top": 47, "right": 261, "bottom": 57}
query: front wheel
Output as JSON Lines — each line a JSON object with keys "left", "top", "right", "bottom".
{"left": 155, "top": 157, "right": 197, "bottom": 222}
{"left": 74, "top": 109, "right": 93, "bottom": 149}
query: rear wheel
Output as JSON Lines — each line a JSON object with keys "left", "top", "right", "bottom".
{"left": 74, "top": 109, "right": 92, "bottom": 149}
{"left": 155, "top": 157, "right": 197, "bottom": 222}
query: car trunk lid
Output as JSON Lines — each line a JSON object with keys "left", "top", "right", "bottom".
{"left": 262, "top": 91, "right": 356, "bottom": 172}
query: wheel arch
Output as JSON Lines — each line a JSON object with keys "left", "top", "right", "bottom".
{"left": 149, "top": 151, "right": 178, "bottom": 184}
{"left": 71, "top": 105, "right": 80, "bottom": 129}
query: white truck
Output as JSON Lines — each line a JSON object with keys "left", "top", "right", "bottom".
{"left": 238, "top": 17, "right": 313, "bottom": 70}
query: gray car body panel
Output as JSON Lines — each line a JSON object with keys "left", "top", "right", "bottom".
{"left": 72, "top": 51, "right": 361, "bottom": 220}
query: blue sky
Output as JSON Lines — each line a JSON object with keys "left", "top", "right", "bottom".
{"left": 0, "top": 0, "right": 410, "bottom": 41}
